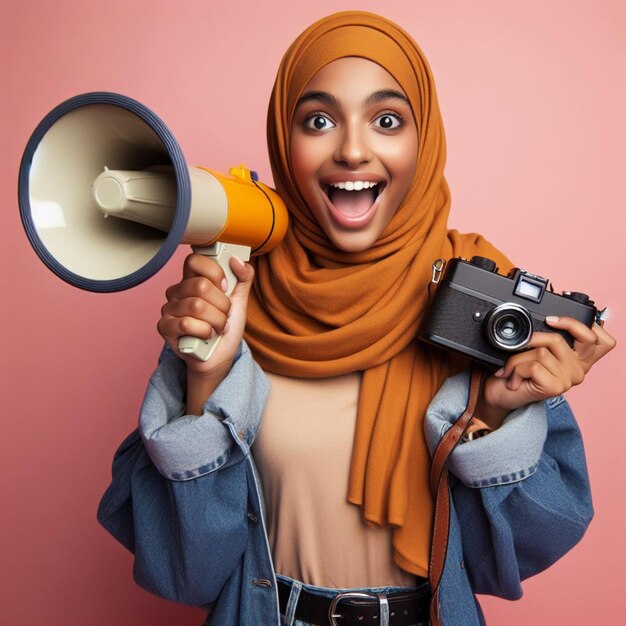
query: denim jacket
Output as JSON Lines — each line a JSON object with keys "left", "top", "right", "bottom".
{"left": 98, "top": 342, "right": 593, "bottom": 625}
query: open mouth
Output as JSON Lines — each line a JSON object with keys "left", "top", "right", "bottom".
{"left": 321, "top": 180, "right": 386, "bottom": 227}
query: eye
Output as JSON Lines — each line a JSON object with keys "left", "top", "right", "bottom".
{"left": 303, "top": 113, "right": 336, "bottom": 132}
{"left": 373, "top": 113, "right": 403, "bottom": 130}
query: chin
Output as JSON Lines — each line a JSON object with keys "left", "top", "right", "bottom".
{"left": 328, "top": 229, "right": 380, "bottom": 253}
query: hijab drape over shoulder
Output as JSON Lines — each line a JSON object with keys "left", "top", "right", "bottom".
{"left": 245, "top": 11, "right": 511, "bottom": 577}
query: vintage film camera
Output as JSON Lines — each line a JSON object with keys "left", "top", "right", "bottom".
{"left": 420, "top": 256, "right": 604, "bottom": 368}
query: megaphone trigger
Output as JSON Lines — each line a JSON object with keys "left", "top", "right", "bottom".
{"left": 178, "top": 242, "right": 251, "bottom": 362}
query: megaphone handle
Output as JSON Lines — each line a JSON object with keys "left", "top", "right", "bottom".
{"left": 178, "top": 242, "right": 251, "bottom": 361}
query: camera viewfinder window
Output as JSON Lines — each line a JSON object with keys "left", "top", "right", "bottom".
{"left": 515, "top": 276, "right": 544, "bottom": 302}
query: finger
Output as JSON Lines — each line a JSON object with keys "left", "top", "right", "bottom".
{"left": 165, "top": 277, "right": 231, "bottom": 315}
{"left": 157, "top": 314, "right": 221, "bottom": 343}
{"left": 499, "top": 351, "right": 533, "bottom": 389}
{"left": 496, "top": 347, "right": 553, "bottom": 380}
{"left": 527, "top": 331, "right": 573, "bottom": 362}
{"left": 591, "top": 323, "right": 617, "bottom": 351}
{"left": 544, "top": 316, "right": 597, "bottom": 345}
{"left": 526, "top": 346, "right": 564, "bottom": 378}
{"left": 224, "top": 257, "right": 256, "bottom": 345}
{"left": 545, "top": 317, "right": 616, "bottom": 368}
{"left": 526, "top": 333, "right": 586, "bottom": 383}
{"left": 510, "top": 347, "right": 583, "bottom": 390}
{"left": 494, "top": 353, "right": 520, "bottom": 378}
{"left": 162, "top": 297, "right": 229, "bottom": 334}
{"left": 181, "top": 253, "right": 228, "bottom": 290}
{"left": 504, "top": 355, "right": 546, "bottom": 391}
{"left": 157, "top": 314, "right": 209, "bottom": 342}
{"left": 506, "top": 360, "right": 565, "bottom": 396}
{"left": 499, "top": 332, "right": 571, "bottom": 378}
{"left": 228, "top": 256, "right": 255, "bottom": 303}
{"left": 499, "top": 343, "right": 570, "bottom": 390}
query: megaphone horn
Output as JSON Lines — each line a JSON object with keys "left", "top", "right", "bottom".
{"left": 18, "top": 92, "right": 288, "bottom": 361}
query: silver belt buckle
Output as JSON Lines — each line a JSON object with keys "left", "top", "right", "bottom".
{"left": 328, "top": 590, "right": 380, "bottom": 626}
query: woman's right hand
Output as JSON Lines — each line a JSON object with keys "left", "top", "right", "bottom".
{"left": 157, "top": 252, "right": 255, "bottom": 386}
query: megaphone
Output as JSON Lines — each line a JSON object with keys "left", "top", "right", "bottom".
{"left": 18, "top": 92, "right": 288, "bottom": 361}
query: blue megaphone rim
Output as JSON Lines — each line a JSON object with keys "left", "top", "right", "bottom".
{"left": 18, "top": 92, "right": 191, "bottom": 292}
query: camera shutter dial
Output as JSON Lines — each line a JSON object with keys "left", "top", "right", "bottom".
{"left": 563, "top": 291, "right": 590, "bottom": 305}
{"left": 469, "top": 256, "right": 497, "bottom": 272}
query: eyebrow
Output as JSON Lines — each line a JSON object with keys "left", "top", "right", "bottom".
{"left": 296, "top": 91, "right": 339, "bottom": 107}
{"left": 365, "top": 90, "right": 410, "bottom": 107}
{"left": 296, "top": 89, "right": 409, "bottom": 109}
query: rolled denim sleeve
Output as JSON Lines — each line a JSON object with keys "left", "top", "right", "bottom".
{"left": 97, "top": 341, "right": 269, "bottom": 607}
{"left": 425, "top": 371, "right": 593, "bottom": 600}
{"left": 424, "top": 370, "right": 547, "bottom": 487}
{"left": 139, "top": 341, "right": 269, "bottom": 480}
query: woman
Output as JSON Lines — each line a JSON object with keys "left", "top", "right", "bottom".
{"left": 98, "top": 11, "right": 615, "bottom": 626}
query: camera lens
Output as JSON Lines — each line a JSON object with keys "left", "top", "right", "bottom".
{"left": 485, "top": 304, "right": 533, "bottom": 351}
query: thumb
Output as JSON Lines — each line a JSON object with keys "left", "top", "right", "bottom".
{"left": 228, "top": 255, "right": 255, "bottom": 311}
{"left": 204, "top": 255, "right": 254, "bottom": 362}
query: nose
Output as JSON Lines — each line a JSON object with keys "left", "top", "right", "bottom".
{"left": 333, "top": 123, "right": 372, "bottom": 168}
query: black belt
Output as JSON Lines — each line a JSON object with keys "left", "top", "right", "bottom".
{"left": 277, "top": 578, "right": 430, "bottom": 626}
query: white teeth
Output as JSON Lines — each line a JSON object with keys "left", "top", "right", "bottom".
{"left": 328, "top": 181, "right": 378, "bottom": 191}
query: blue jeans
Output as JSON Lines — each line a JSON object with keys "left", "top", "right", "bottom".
{"left": 278, "top": 574, "right": 427, "bottom": 626}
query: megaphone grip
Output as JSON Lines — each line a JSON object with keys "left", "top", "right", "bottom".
{"left": 177, "top": 242, "right": 251, "bottom": 361}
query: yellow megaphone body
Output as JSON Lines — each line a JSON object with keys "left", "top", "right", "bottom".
{"left": 18, "top": 92, "right": 288, "bottom": 361}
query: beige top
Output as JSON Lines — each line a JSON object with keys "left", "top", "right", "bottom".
{"left": 253, "top": 371, "right": 416, "bottom": 589}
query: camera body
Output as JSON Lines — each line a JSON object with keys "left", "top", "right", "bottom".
{"left": 420, "top": 256, "right": 598, "bottom": 368}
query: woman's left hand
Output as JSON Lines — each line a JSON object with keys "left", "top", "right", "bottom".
{"left": 476, "top": 316, "right": 616, "bottom": 429}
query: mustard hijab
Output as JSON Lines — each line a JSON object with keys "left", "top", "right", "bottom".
{"left": 245, "top": 11, "right": 511, "bottom": 576}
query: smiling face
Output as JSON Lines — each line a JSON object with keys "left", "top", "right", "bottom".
{"left": 289, "top": 56, "right": 418, "bottom": 253}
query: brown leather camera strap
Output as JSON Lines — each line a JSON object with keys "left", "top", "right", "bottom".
{"left": 428, "top": 367, "right": 483, "bottom": 626}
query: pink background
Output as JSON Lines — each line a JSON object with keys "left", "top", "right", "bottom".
{"left": 1, "top": 1, "right": 624, "bottom": 624}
